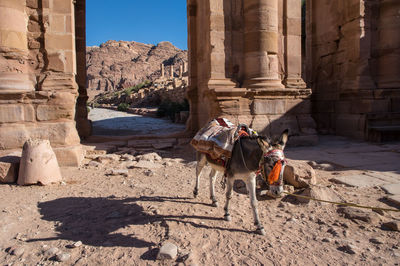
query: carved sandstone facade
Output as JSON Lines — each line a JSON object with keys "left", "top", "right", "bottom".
{"left": 0, "top": 0, "right": 399, "bottom": 167}
{"left": 187, "top": 0, "right": 317, "bottom": 145}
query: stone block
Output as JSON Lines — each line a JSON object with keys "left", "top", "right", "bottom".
{"left": 49, "top": 14, "right": 65, "bottom": 33}
{"left": 0, "top": 152, "right": 21, "bottom": 183}
{"left": 250, "top": 115, "right": 271, "bottom": 135}
{"left": 0, "top": 30, "right": 27, "bottom": 50}
{"left": 52, "top": 0, "right": 72, "bottom": 13}
{"left": 286, "top": 99, "right": 311, "bottom": 114}
{"left": 268, "top": 114, "right": 300, "bottom": 136}
{"left": 53, "top": 145, "right": 84, "bottom": 167}
{"left": 0, "top": 122, "right": 80, "bottom": 149}
{"left": 45, "top": 34, "right": 73, "bottom": 50}
{"left": 251, "top": 99, "right": 286, "bottom": 115}
{"left": 48, "top": 52, "right": 66, "bottom": 72}
{"left": 0, "top": 104, "right": 35, "bottom": 123}
{"left": 36, "top": 105, "right": 74, "bottom": 121}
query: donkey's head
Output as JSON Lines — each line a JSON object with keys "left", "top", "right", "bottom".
{"left": 257, "top": 129, "right": 289, "bottom": 197}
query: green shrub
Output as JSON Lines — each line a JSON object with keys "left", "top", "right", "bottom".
{"left": 117, "top": 103, "right": 129, "bottom": 112}
{"left": 124, "top": 80, "right": 152, "bottom": 96}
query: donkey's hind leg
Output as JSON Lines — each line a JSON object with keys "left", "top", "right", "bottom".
{"left": 194, "top": 152, "right": 207, "bottom": 198}
{"left": 246, "top": 174, "right": 266, "bottom": 235}
{"left": 223, "top": 177, "right": 234, "bottom": 221}
{"left": 209, "top": 168, "right": 218, "bottom": 207}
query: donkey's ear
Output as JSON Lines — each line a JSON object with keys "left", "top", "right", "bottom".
{"left": 279, "top": 129, "right": 289, "bottom": 148}
{"left": 257, "top": 137, "right": 270, "bottom": 154}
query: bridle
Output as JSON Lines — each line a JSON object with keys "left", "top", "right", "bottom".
{"left": 258, "top": 149, "right": 287, "bottom": 186}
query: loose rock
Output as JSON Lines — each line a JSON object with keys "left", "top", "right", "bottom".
{"left": 44, "top": 247, "right": 59, "bottom": 257}
{"left": 381, "top": 221, "right": 400, "bottom": 231}
{"left": 284, "top": 159, "right": 316, "bottom": 188}
{"left": 56, "top": 252, "right": 71, "bottom": 262}
{"left": 337, "top": 207, "right": 379, "bottom": 224}
{"left": 157, "top": 242, "right": 178, "bottom": 260}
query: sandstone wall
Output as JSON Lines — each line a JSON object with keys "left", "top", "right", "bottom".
{"left": 0, "top": 0, "right": 84, "bottom": 166}
{"left": 186, "top": 0, "right": 317, "bottom": 145}
{"left": 307, "top": 0, "right": 400, "bottom": 140}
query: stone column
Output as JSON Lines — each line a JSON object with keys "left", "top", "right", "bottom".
{"left": 183, "top": 61, "right": 188, "bottom": 73}
{"left": 283, "top": 0, "right": 306, "bottom": 88}
{"left": 0, "top": 0, "right": 34, "bottom": 92}
{"left": 376, "top": 0, "right": 400, "bottom": 89}
{"left": 243, "top": 0, "right": 284, "bottom": 89}
{"left": 160, "top": 63, "right": 165, "bottom": 78}
{"left": 179, "top": 64, "right": 183, "bottom": 78}
{"left": 170, "top": 65, "right": 174, "bottom": 79}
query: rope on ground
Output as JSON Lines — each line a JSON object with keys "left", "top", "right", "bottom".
{"left": 282, "top": 191, "right": 400, "bottom": 213}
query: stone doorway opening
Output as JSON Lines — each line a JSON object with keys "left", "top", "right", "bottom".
{"left": 75, "top": 0, "right": 190, "bottom": 140}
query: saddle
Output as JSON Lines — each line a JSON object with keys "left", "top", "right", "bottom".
{"left": 190, "top": 118, "right": 257, "bottom": 166}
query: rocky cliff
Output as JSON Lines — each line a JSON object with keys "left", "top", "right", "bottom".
{"left": 86, "top": 40, "right": 188, "bottom": 97}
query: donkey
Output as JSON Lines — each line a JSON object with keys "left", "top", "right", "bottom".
{"left": 193, "top": 129, "right": 289, "bottom": 235}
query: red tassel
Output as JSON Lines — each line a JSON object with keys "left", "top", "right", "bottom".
{"left": 268, "top": 160, "right": 282, "bottom": 185}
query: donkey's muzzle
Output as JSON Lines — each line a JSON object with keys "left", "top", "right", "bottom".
{"left": 269, "top": 184, "right": 284, "bottom": 197}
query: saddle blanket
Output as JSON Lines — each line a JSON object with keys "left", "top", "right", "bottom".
{"left": 190, "top": 118, "right": 238, "bottom": 160}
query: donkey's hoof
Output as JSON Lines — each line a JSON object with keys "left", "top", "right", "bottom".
{"left": 211, "top": 201, "right": 219, "bottom": 207}
{"left": 193, "top": 190, "right": 198, "bottom": 198}
{"left": 256, "top": 228, "right": 266, "bottom": 236}
{"left": 224, "top": 214, "right": 231, "bottom": 222}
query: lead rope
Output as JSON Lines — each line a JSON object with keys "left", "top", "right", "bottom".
{"left": 282, "top": 192, "right": 400, "bottom": 212}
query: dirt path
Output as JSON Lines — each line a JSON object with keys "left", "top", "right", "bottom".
{"left": 1, "top": 140, "right": 400, "bottom": 265}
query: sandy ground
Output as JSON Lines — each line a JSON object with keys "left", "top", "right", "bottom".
{"left": 1, "top": 138, "right": 400, "bottom": 265}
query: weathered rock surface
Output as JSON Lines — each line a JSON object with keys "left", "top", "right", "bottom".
{"left": 284, "top": 159, "right": 317, "bottom": 188}
{"left": 0, "top": 152, "right": 21, "bottom": 183}
{"left": 17, "top": 139, "right": 62, "bottom": 185}
{"left": 337, "top": 207, "right": 380, "bottom": 224}
{"left": 157, "top": 242, "right": 178, "bottom": 260}
{"left": 86, "top": 40, "right": 187, "bottom": 96}
{"left": 295, "top": 186, "right": 341, "bottom": 204}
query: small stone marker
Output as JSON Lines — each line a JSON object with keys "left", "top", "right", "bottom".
{"left": 157, "top": 242, "right": 178, "bottom": 260}
{"left": 18, "top": 139, "right": 62, "bottom": 185}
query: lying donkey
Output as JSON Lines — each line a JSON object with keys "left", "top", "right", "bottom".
{"left": 194, "top": 129, "right": 289, "bottom": 235}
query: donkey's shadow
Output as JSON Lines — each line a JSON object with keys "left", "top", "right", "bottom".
{"left": 30, "top": 195, "right": 251, "bottom": 249}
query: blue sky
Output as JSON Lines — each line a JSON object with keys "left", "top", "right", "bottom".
{"left": 86, "top": 0, "right": 188, "bottom": 50}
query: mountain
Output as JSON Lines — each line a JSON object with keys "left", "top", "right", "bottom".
{"left": 86, "top": 40, "right": 188, "bottom": 98}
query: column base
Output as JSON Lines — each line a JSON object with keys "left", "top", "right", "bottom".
{"left": 244, "top": 77, "right": 285, "bottom": 90}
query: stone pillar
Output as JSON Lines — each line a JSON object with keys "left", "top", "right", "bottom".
{"left": 183, "top": 61, "right": 188, "bottom": 73}
{"left": 179, "top": 64, "right": 183, "bottom": 78}
{"left": 376, "top": 0, "right": 400, "bottom": 89}
{"left": 170, "top": 65, "right": 174, "bottom": 79}
{"left": 0, "top": 0, "right": 34, "bottom": 92}
{"left": 283, "top": 0, "right": 306, "bottom": 88}
{"left": 243, "top": 0, "right": 284, "bottom": 89}
{"left": 161, "top": 63, "right": 165, "bottom": 78}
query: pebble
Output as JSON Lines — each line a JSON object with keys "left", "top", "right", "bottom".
{"left": 157, "top": 242, "right": 178, "bottom": 260}
{"left": 9, "top": 247, "right": 24, "bottom": 256}
{"left": 369, "top": 238, "right": 384, "bottom": 245}
{"left": 88, "top": 161, "right": 102, "bottom": 168}
{"left": 44, "top": 247, "right": 59, "bottom": 257}
{"left": 144, "top": 169, "right": 154, "bottom": 177}
{"left": 56, "top": 252, "right": 71, "bottom": 262}
{"left": 322, "top": 238, "right": 331, "bottom": 243}
{"left": 338, "top": 244, "right": 357, "bottom": 255}
{"left": 382, "top": 221, "right": 400, "bottom": 231}
{"left": 106, "top": 169, "right": 129, "bottom": 177}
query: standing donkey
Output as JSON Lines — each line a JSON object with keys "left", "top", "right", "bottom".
{"left": 194, "top": 129, "right": 289, "bottom": 235}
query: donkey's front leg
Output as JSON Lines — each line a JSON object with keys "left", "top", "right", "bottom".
{"left": 223, "top": 177, "right": 234, "bottom": 221}
{"left": 209, "top": 168, "right": 218, "bottom": 207}
{"left": 247, "top": 174, "right": 266, "bottom": 235}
